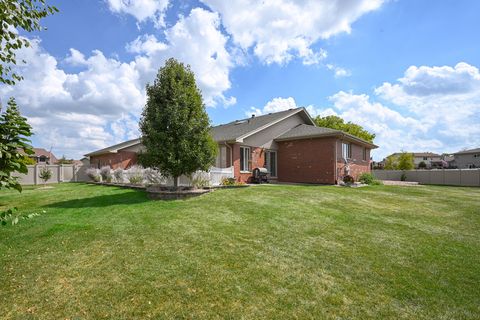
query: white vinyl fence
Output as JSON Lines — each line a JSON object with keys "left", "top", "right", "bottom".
{"left": 13, "top": 164, "right": 90, "bottom": 185}
{"left": 373, "top": 169, "right": 480, "bottom": 187}
{"left": 14, "top": 164, "right": 234, "bottom": 187}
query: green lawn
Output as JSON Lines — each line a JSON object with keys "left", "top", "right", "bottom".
{"left": 1, "top": 183, "right": 479, "bottom": 319}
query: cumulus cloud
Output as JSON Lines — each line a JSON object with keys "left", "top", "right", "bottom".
{"left": 127, "top": 8, "right": 235, "bottom": 107}
{"left": 0, "top": 8, "right": 235, "bottom": 158}
{"left": 326, "top": 64, "right": 351, "bottom": 78}
{"left": 106, "top": 0, "right": 170, "bottom": 28}
{"left": 246, "top": 97, "right": 306, "bottom": 117}
{"left": 375, "top": 62, "right": 480, "bottom": 146}
{"left": 201, "top": 0, "right": 383, "bottom": 65}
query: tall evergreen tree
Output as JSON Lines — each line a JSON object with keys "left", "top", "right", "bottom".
{"left": 139, "top": 58, "right": 217, "bottom": 188}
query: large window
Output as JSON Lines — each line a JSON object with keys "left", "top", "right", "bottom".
{"left": 362, "top": 147, "right": 367, "bottom": 161}
{"left": 342, "top": 143, "right": 351, "bottom": 159}
{"left": 265, "top": 151, "right": 277, "bottom": 177}
{"left": 240, "top": 146, "right": 251, "bottom": 172}
{"left": 215, "top": 145, "right": 227, "bottom": 168}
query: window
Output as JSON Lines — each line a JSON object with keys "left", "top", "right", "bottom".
{"left": 342, "top": 143, "right": 351, "bottom": 159}
{"left": 362, "top": 147, "right": 367, "bottom": 161}
{"left": 215, "top": 145, "right": 227, "bottom": 168}
{"left": 265, "top": 151, "right": 277, "bottom": 177}
{"left": 423, "top": 157, "right": 428, "bottom": 160}
{"left": 240, "top": 146, "right": 251, "bottom": 172}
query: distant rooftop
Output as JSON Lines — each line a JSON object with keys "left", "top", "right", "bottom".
{"left": 454, "top": 147, "right": 480, "bottom": 155}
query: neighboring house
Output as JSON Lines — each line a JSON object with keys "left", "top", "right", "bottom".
{"left": 386, "top": 152, "right": 442, "bottom": 169}
{"left": 19, "top": 148, "right": 58, "bottom": 164}
{"left": 85, "top": 108, "right": 377, "bottom": 184}
{"left": 453, "top": 148, "right": 480, "bottom": 168}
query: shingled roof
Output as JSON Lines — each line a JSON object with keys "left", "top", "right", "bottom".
{"left": 454, "top": 147, "right": 480, "bottom": 155}
{"left": 275, "top": 124, "right": 378, "bottom": 148}
{"left": 84, "top": 138, "right": 141, "bottom": 157}
{"left": 211, "top": 108, "right": 313, "bottom": 142}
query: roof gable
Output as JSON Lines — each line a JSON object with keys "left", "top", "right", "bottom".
{"left": 275, "top": 124, "right": 378, "bottom": 148}
{"left": 211, "top": 108, "right": 314, "bottom": 142}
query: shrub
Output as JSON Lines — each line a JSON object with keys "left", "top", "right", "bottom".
{"left": 221, "top": 177, "right": 236, "bottom": 186}
{"left": 418, "top": 161, "right": 427, "bottom": 169}
{"left": 358, "top": 172, "right": 383, "bottom": 185}
{"left": 343, "top": 175, "right": 354, "bottom": 184}
{"left": 39, "top": 167, "right": 52, "bottom": 186}
{"left": 127, "top": 166, "right": 144, "bottom": 185}
{"left": 100, "top": 166, "right": 112, "bottom": 182}
{"left": 86, "top": 168, "right": 101, "bottom": 182}
{"left": 191, "top": 172, "right": 211, "bottom": 189}
{"left": 113, "top": 168, "right": 124, "bottom": 183}
{"left": 143, "top": 168, "right": 166, "bottom": 185}
{"left": 401, "top": 172, "right": 407, "bottom": 181}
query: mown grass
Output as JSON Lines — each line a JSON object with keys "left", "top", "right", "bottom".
{"left": 0, "top": 183, "right": 479, "bottom": 319}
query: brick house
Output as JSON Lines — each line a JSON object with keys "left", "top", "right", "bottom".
{"left": 85, "top": 108, "right": 377, "bottom": 184}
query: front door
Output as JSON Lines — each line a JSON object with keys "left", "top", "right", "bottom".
{"left": 265, "top": 151, "right": 277, "bottom": 178}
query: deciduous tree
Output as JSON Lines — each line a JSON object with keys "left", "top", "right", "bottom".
{"left": 0, "top": 0, "right": 58, "bottom": 84}
{"left": 0, "top": 97, "right": 34, "bottom": 192}
{"left": 139, "top": 58, "right": 217, "bottom": 189}
{"left": 313, "top": 115, "right": 375, "bottom": 143}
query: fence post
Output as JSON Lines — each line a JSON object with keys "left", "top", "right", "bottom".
{"left": 33, "top": 164, "right": 38, "bottom": 185}
{"left": 58, "top": 164, "right": 63, "bottom": 183}
{"left": 73, "top": 165, "right": 77, "bottom": 182}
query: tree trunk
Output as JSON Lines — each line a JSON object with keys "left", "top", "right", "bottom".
{"left": 173, "top": 176, "right": 178, "bottom": 189}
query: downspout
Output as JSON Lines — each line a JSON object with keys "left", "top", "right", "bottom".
{"left": 334, "top": 138, "right": 338, "bottom": 184}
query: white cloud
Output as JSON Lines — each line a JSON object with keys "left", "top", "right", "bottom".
{"left": 201, "top": 0, "right": 383, "bottom": 65}
{"left": 127, "top": 8, "right": 235, "bottom": 107}
{"left": 326, "top": 64, "right": 351, "bottom": 78}
{"left": 106, "top": 0, "right": 170, "bottom": 28}
{"left": 245, "top": 97, "right": 305, "bottom": 117}
{"left": 0, "top": 8, "right": 235, "bottom": 158}
{"left": 375, "top": 62, "right": 480, "bottom": 147}
{"left": 0, "top": 39, "right": 143, "bottom": 159}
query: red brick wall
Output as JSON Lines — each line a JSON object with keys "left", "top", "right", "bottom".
{"left": 232, "top": 144, "right": 265, "bottom": 183}
{"left": 277, "top": 137, "right": 337, "bottom": 184}
{"left": 90, "top": 151, "right": 138, "bottom": 169}
{"left": 336, "top": 141, "right": 371, "bottom": 181}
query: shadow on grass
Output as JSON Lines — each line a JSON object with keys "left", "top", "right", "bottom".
{"left": 45, "top": 190, "right": 149, "bottom": 208}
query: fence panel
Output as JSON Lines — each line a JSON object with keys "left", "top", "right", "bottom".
{"left": 373, "top": 169, "right": 480, "bottom": 187}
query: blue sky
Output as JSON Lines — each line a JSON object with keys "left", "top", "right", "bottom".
{"left": 1, "top": 0, "right": 479, "bottom": 160}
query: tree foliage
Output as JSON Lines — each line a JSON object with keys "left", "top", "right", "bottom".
{"left": 56, "top": 155, "right": 73, "bottom": 164}
{"left": 0, "top": 97, "right": 33, "bottom": 192}
{"left": 139, "top": 58, "right": 217, "bottom": 188}
{"left": 0, "top": 0, "right": 58, "bottom": 85}
{"left": 384, "top": 152, "right": 414, "bottom": 171}
{"left": 313, "top": 115, "right": 375, "bottom": 143}
{"left": 38, "top": 166, "right": 52, "bottom": 186}
{"left": 19, "top": 154, "right": 35, "bottom": 165}
{"left": 397, "top": 152, "right": 414, "bottom": 171}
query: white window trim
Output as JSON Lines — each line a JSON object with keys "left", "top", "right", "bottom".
{"left": 342, "top": 142, "right": 351, "bottom": 159}
{"left": 240, "top": 146, "right": 251, "bottom": 172}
